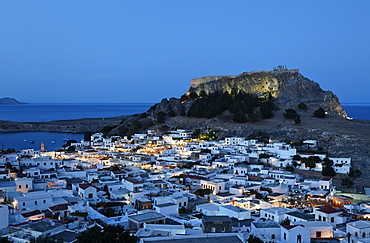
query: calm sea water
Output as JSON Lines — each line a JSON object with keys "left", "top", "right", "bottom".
{"left": 0, "top": 103, "right": 368, "bottom": 151}
{"left": 0, "top": 103, "right": 153, "bottom": 151}
{"left": 0, "top": 103, "right": 153, "bottom": 122}
{"left": 342, "top": 104, "right": 370, "bottom": 120}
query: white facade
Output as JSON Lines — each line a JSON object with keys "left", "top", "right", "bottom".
{"left": 15, "top": 178, "right": 33, "bottom": 193}
{"left": 153, "top": 203, "right": 178, "bottom": 216}
{"left": 347, "top": 220, "right": 370, "bottom": 239}
{"left": 0, "top": 205, "right": 9, "bottom": 229}
{"left": 299, "top": 221, "right": 333, "bottom": 239}
{"left": 196, "top": 203, "right": 219, "bottom": 216}
{"left": 11, "top": 191, "right": 53, "bottom": 210}
{"left": 260, "top": 208, "right": 293, "bottom": 223}
{"left": 281, "top": 225, "right": 310, "bottom": 243}
{"left": 200, "top": 180, "right": 226, "bottom": 195}
{"left": 218, "top": 205, "right": 251, "bottom": 220}
{"left": 314, "top": 207, "right": 343, "bottom": 226}
{"left": 225, "top": 137, "right": 245, "bottom": 145}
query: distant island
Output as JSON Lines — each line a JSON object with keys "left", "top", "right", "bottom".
{"left": 0, "top": 97, "right": 27, "bottom": 105}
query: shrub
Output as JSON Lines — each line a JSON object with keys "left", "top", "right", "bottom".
{"left": 298, "top": 103, "right": 308, "bottom": 110}
{"left": 314, "top": 108, "right": 326, "bottom": 118}
{"left": 284, "top": 109, "right": 298, "bottom": 119}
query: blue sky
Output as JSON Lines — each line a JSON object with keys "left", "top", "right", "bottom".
{"left": 0, "top": 1, "right": 369, "bottom": 103}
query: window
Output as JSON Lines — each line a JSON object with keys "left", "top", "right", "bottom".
{"left": 43, "top": 200, "right": 46, "bottom": 204}
{"left": 184, "top": 202, "right": 186, "bottom": 206}
{"left": 211, "top": 227, "right": 216, "bottom": 233}
{"left": 284, "top": 233, "right": 286, "bottom": 240}
{"left": 26, "top": 184, "right": 28, "bottom": 188}
{"left": 331, "top": 217, "right": 334, "bottom": 223}
{"left": 363, "top": 232, "right": 366, "bottom": 238}
{"left": 271, "top": 234, "right": 275, "bottom": 239}
{"left": 18, "top": 185, "right": 21, "bottom": 189}
{"left": 316, "top": 231, "right": 321, "bottom": 238}
{"left": 22, "top": 202, "right": 25, "bottom": 206}
{"left": 34, "top": 201, "right": 37, "bottom": 205}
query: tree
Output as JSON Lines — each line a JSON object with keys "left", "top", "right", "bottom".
{"left": 66, "top": 146, "right": 76, "bottom": 152}
{"left": 341, "top": 177, "right": 354, "bottom": 188}
{"left": 189, "top": 92, "right": 198, "bottom": 100}
{"left": 0, "top": 237, "right": 11, "bottom": 243}
{"left": 180, "top": 94, "right": 188, "bottom": 102}
{"left": 76, "top": 225, "right": 138, "bottom": 243}
{"left": 297, "top": 103, "right": 308, "bottom": 110}
{"left": 233, "top": 111, "right": 247, "bottom": 123}
{"left": 284, "top": 109, "right": 298, "bottom": 119}
{"left": 285, "top": 165, "right": 294, "bottom": 172}
{"left": 349, "top": 168, "right": 362, "bottom": 178}
{"left": 294, "top": 115, "right": 301, "bottom": 124}
{"left": 83, "top": 131, "right": 92, "bottom": 141}
{"left": 302, "top": 158, "right": 316, "bottom": 169}
{"left": 30, "top": 236, "right": 63, "bottom": 243}
{"left": 179, "top": 206, "right": 187, "bottom": 214}
{"left": 314, "top": 108, "right": 326, "bottom": 118}
{"left": 322, "top": 165, "right": 336, "bottom": 177}
{"left": 248, "top": 235, "right": 264, "bottom": 243}
{"left": 156, "top": 112, "right": 166, "bottom": 124}
{"left": 280, "top": 218, "right": 290, "bottom": 226}
{"left": 194, "top": 189, "right": 212, "bottom": 197}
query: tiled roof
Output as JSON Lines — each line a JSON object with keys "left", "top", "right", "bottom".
{"left": 317, "top": 207, "right": 342, "bottom": 214}
{"left": 49, "top": 203, "right": 70, "bottom": 212}
{"left": 124, "top": 177, "right": 142, "bottom": 184}
{"left": 21, "top": 210, "right": 43, "bottom": 218}
{"left": 79, "top": 184, "right": 91, "bottom": 189}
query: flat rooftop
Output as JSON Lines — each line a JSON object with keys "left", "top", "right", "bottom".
{"left": 141, "top": 233, "right": 243, "bottom": 243}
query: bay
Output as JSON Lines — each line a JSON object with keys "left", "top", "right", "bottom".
{"left": 0, "top": 132, "right": 83, "bottom": 151}
{"left": 0, "top": 103, "right": 153, "bottom": 151}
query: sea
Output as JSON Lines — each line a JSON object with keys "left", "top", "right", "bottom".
{"left": 0, "top": 103, "right": 368, "bottom": 151}
{"left": 0, "top": 103, "right": 153, "bottom": 151}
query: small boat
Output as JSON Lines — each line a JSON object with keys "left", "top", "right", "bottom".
{"left": 30, "top": 141, "right": 35, "bottom": 144}
{"left": 51, "top": 140, "right": 56, "bottom": 144}
{"left": 24, "top": 139, "right": 27, "bottom": 142}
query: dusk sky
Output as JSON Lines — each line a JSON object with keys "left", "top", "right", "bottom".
{"left": 1, "top": 1, "right": 369, "bottom": 104}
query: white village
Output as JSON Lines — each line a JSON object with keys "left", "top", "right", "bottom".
{"left": 0, "top": 129, "right": 367, "bottom": 243}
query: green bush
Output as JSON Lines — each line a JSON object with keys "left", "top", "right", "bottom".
{"left": 284, "top": 109, "right": 298, "bottom": 119}
{"left": 314, "top": 108, "right": 326, "bottom": 118}
{"left": 298, "top": 103, "right": 308, "bottom": 110}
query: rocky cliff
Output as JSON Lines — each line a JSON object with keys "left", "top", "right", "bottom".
{"left": 188, "top": 68, "right": 347, "bottom": 117}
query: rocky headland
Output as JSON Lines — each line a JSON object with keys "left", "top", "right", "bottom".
{"left": 0, "top": 97, "right": 27, "bottom": 105}
{"left": 1, "top": 67, "right": 370, "bottom": 185}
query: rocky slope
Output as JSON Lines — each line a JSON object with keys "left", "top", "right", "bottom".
{"left": 189, "top": 68, "right": 347, "bottom": 117}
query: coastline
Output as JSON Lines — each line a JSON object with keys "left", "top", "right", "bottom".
{"left": 0, "top": 116, "right": 126, "bottom": 133}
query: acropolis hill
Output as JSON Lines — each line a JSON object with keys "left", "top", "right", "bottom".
{"left": 2, "top": 67, "right": 370, "bottom": 184}
{"left": 188, "top": 66, "right": 346, "bottom": 118}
